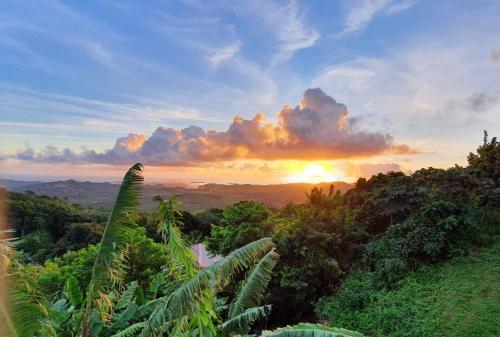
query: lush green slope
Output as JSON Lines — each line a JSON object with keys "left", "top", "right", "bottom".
{"left": 317, "top": 241, "right": 500, "bottom": 337}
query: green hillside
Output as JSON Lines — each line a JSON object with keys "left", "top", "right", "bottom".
{"left": 317, "top": 241, "right": 500, "bottom": 337}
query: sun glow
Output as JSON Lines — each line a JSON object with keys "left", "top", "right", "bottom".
{"left": 285, "top": 163, "right": 338, "bottom": 184}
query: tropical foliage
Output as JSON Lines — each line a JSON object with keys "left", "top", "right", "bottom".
{"left": 3, "top": 131, "right": 499, "bottom": 336}
{"left": 4, "top": 163, "right": 361, "bottom": 337}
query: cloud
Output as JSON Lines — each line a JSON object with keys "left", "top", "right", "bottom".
{"left": 208, "top": 42, "right": 241, "bottom": 68}
{"left": 338, "top": 0, "right": 417, "bottom": 36}
{"left": 313, "top": 22, "right": 500, "bottom": 138}
{"left": 161, "top": 0, "right": 319, "bottom": 67}
{"left": 446, "top": 91, "right": 498, "bottom": 114}
{"left": 491, "top": 51, "right": 500, "bottom": 63}
{"left": 243, "top": 0, "right": 320, "bottom": 65}
{"left": 0, "top": 82, "right": 207, "bottom": 129}
{"left": 462, "top": 92, "right": 498, "bottom": 112}
{"left": 337, "top": 161, "right": 402, "bottom": 178}
{"left": 226, "top": 162, "right": 275, "bottom": 173}
{"left": 387, "top": 0, "right": 417, "bottom": 14}
{"left": 14, "top": 88, "right": 415, "bottom": 166}
{"left": 314, "top": 66, "right": 376, "bottom": 90}
{"left": 0, "top": 0, "right": 119, "bottom": 67}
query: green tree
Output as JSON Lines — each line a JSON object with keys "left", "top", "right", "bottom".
{"left": 468, "top": 130, "right": 500, "bottom": 186}
{"left": 206, "top": 201, "right": 272, "bottom": 255}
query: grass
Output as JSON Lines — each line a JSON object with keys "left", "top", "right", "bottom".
{"left": 316, "top": 242, "right": 500, "bottom": 337}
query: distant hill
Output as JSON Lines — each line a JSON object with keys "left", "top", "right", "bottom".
{"left": 0, "top": 178, "right": 44, "bottom": 190}
{"left": 0, "top": 178, "right": 352, "bottom": 212}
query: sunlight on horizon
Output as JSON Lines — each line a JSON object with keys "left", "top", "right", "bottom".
{"left": 285, "top": 162, "right": 341, "bottom": 184}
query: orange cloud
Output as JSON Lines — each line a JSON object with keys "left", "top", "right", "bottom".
{"left": 15, "top": 88, "right": 416, "bottom": 165}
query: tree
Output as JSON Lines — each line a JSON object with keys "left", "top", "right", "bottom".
{"left": 468, "top": 130, "right": 500, "bottom": 186}
{"left": 206, "top": 201, "right": 272, "bottom": 255}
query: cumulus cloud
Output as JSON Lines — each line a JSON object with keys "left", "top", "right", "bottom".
{"left": 15, "top": 88, "right": 415, "bottom": 165}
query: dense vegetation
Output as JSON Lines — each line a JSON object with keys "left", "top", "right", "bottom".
{"left": 315, "top": 242, "right": 500, "bottom": 337}
{"left": 2, "top": 131, "right": 499, "bottom": 336}
{"left": 204, "top": 133, "right": 500, "bottom": 326}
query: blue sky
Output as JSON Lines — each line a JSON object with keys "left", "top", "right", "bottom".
{"left": 1, "top": 0, "right": 499, "bottom": 183}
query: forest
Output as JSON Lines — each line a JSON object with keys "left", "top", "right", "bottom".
{"left": 1, "top": 132, "right": 499, "bottom": 337}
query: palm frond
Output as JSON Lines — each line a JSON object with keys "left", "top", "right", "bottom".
{"left": 10, "top": 280, "right": 53, "bottom": 337}
{"left": 262, "top": 323, "right": 364, "bottom": 337}
{"left": 156, "top": 196, "right": 199, "bottom": 280}
{"left": 0, "top": 229, "right": 16, "bottom": 275}
{"left": 206, "top": 238, "right": 275, "bottom": 290}
{"left": 7, "top": 255, "right": 60, "bottom": 337}
{"left": 115, "top": 281, "right": 138, "bottom": 310}
{"left": 139, "top": 238, "right": 275, "bottom": 337}
{"left": 1, "top": 229, "right": 17, "bottom": 337}
{"left": 148, "top": 273, "right": 165, "bottom": 298}
{"left": 136, "top": 298, "right": 163, "bottom": 319}
{"left": 89, "top": 163, "right": 143, "bottom": 290}
{"left": 110, "top": 322, "right": 145, "bottom": 337}
{"left": 220, "top": 305, "right": 271, "bottom": 336}
{"left": 82, "top": 163, "right": 143, "bottom": 337}
{"left": 229, "top": 249, "right": 279, "bottom": 318}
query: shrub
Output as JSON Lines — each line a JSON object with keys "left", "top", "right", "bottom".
{"left": 363, "top": 199, "right": 478, "bottom": 285}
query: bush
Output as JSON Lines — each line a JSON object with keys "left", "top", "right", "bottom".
{"left": 17, "top": 230, "right": 55, "bottom": 263}
{"left": 363, "top": 199, "right": 478, "bottom": 285}
{"left": 37, "top": 228, "right": 166, "bottom": 296}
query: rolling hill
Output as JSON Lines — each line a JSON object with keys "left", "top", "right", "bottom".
{"left": 0, "top": 178, "right": 352, "bottom": 212}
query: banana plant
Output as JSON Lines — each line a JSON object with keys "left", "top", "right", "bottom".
{"left": 81, "top": 163, "right": 143, "bottom": 337}
{"left": 138, "top": 196, "right": 279, "bottom": 337}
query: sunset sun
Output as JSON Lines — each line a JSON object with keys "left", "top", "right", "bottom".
{"left": 285, "top": 163, "right": 338, "bottom": 184}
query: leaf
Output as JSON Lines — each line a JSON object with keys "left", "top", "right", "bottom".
{"left": 110, "top": 322, "right": 146, "bottom": 337}
{"left": 136, "top": 298, "right": 163, "bottom": 318}
{"left": 139, "top": 238, "right": 275, "bottom": 337}
{"left": 148, "top": 272, "right": 165, "bottom": 298}
{"left": 115, "top": 281, "right": 138, "bottom": 310}
{"left": 136, "top": 286, "right": 145, "bottom": 306}
{"left": 110, "top": 302, "right": 138, "bottom": 330}
{"left": 82, "top": 163, "right": 143, "bottom": 337}
{"left": 262, "top": 323, "right": 364, "bottom": 337}
{"left": 229, "top": 249, "right": 279, "bottom": 318}
{"left": 157, "top": 196, "right": 199, "bottom": 280}
{"left": 220, "top": 305, "right": 271, "bottom": 336}
{"left": 64, "top": 276, "right": 83, "bottom": 307}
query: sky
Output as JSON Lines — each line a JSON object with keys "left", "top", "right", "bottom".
{"left": 0, "top": 0, "right": 499, "bottom": 184}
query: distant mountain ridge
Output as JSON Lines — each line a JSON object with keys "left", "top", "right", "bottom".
{"left": 1, "top": 178, "right": 353, "bottom": 212}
